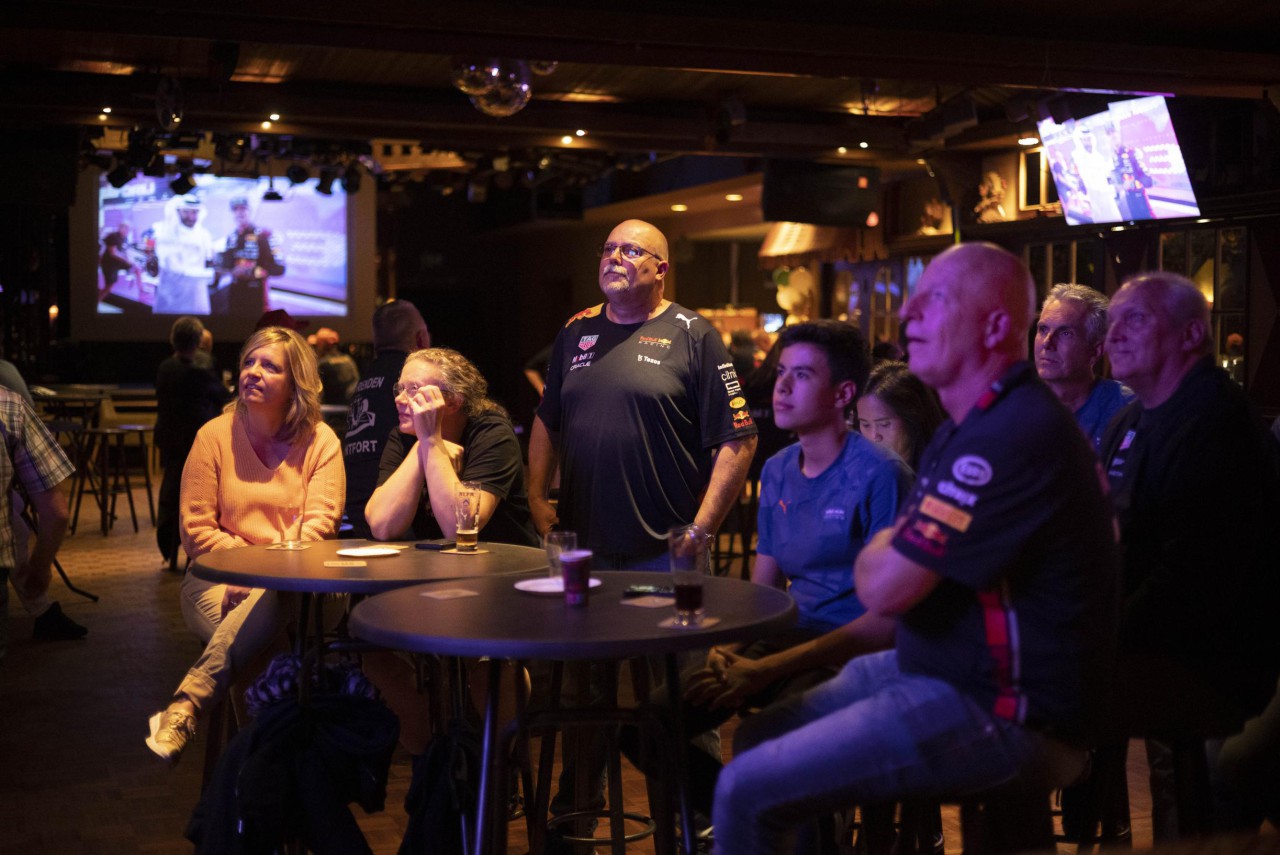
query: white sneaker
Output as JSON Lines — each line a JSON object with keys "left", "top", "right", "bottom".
{"left": 145, "top": 706, "right": 197, "bottom": 764}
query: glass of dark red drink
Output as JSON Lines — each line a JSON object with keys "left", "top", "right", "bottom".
{"left": 668, "top": 524, "right": 711, "bottom": 626}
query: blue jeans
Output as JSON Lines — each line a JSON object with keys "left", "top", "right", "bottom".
{"left": 713, "top": 650, "right": 1073, "bottom": 855}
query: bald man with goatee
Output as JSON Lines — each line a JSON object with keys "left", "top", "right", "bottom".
{"left": 714, "top": 243, "right": 1121, "bottom": 854}
{"left": 530, "top": 219, "right": 757, "bottom": 566}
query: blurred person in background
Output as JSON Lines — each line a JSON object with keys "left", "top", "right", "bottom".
{"left": 856, "top": 361, "right": 944, "bottom": 472}
{"left": 342, "top": 300, "right": 430, "bottom": 539}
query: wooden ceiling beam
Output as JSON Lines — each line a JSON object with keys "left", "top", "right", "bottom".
{"left": 0, "top": 69, "right": 906, "bottom": 158}
{"left": 7, "top": 1, "right": 1279, "bottom": 99}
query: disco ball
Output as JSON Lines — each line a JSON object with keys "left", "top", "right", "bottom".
{"left": 470, "top": 59, "right": 532, "bottom": 117}
{"left": 450, "top": 58, "right": 501, "bottom": 96}
{"left": 529, "top": 60, "right": 559, "bottom": 76}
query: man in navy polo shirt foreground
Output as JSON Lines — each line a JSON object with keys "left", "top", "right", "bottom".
{"left": 713, "top": 243, "right": 1121, "bottom": 854}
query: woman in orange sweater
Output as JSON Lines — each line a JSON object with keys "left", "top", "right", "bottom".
{"left": 146, "top": 325, "right": 344, "bottom": 763}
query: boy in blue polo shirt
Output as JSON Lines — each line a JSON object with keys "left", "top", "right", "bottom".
{"left": 624, "top": 319, "right": 911, "bottom": 829}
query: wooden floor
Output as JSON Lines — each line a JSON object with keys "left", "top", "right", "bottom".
{"left": 0, "top": 480, "right": 1253, "bottom": 854}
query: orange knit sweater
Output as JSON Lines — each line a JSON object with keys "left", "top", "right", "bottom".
{"left": 179, "top": 412, "right": 345, "bottom": 559}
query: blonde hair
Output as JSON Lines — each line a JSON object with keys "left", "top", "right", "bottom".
{"left": 227, "top": 326, "right": 323, "bottom": 442}
{"left": 404, "top": 347, "right": 507, "bottom": 421}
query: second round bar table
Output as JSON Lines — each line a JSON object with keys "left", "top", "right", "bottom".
{"left": 350, "top": 570, "right": 797, "bottom": 855}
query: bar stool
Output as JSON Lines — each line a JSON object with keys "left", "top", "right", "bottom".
{"left": 518, "top": 659, "right": 667, "bottom": 855}
{"left": 936, "top": 738, "right": 1088, "bottom": 855}
{"left": 71, "top": 427, "right": 138, "bottom": 535}
{"left": 115, "top": 423, "right": 157, "bottom": 527}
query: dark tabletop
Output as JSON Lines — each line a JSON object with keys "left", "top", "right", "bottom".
{"left": 348, "top": 571, "right": 797, "bottom": 660}
{"left": 190, "top": 539, "right": 549, "bottom": 594}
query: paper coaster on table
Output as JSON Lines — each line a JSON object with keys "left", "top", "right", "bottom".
{"left": 657, "top": 616, "right": 721, "bottom": 629}
{"left": 514, "top": 577, "right": 603, "bottom": 594}
{"left": 336, "top": 546, "right": 400, "bottom": 558}
{"left": 420, "top": 588, "right": 480, "bottom": 600}
{"left": 440, "top": 547, "right": 490, "bottom": 555}
{"left": 621, "top": 595, "right": 675, "bottom": 609}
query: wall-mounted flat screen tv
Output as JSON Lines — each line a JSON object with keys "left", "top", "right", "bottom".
{"left": 1036, "top": 95, "right": 1200, "bottom": 226}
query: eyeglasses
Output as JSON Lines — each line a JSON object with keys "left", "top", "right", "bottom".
{"left": 597, "top": 242, "right": 663, "bottom": 262}
{"left": 392, "top": 382, "right": 426, "bottom": 397}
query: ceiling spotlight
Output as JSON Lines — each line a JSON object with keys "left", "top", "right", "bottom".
{"left": 575, "top": 129, "right": 586, "bottom": 137}
{"left": 169, "top": 171, "right": 195, "bottom": 195}
{"left": 837, "top": 146, "right": 848, "bottom": 155}
{"left": 263, "top": 175, "right": 284, "bottom": 202}
{"left": 725, "top": 194, "right": 744, "bottom": 202}
{"left": 261, "top": 120, "right": 272, "bottom": 130}
{"left": 269, "top": 113, "right": 280, "bottom": 121}
{"left": 143, "top": 154, "right": 167, "bottom": 178}
{"left": 341, "top": 163, "right": 362, "bottom": 194}
{"left": 859, "top": 141, "right": 869, "bottom": 149}
{"left": 285, "top": 163, "right": 309, "bottom": 185}
{"left": 865, "top": 211, "right": 880, "bottom": 228}
{"left": 316, "top": 166, "right": 338, "bottom": 196}
{"left": 561, "top": 135, "right": 573, "bottom": 145}
{"left": 106, "top": 163, "right": 133, "bottom": 188}
{"left": 102, "top": 106, "right": 112, "bottom": 114}
{"left": 1018, "top": 136, "right": 1040, "bottom": 146}
{"left": 98, "top": 113, "right": 109, "bottom": 121}
{"left": 671, "top": 204, "right": 688, "bottom": 212}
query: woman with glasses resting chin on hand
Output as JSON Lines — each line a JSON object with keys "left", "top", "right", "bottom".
{"left": 146, "top": 326, "right": 344, "bottom": 764}
{"left": 364, "top": 347, "right": 537, "bottom": 548}
{"left": 362, "top": 347, "right": 536, "bottom": 752}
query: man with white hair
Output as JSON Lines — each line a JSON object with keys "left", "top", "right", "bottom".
{"left": 1101, "top": 271, "right": 1280, "bottom": 836}
{"left": 1034, "top": 282, "right": 1133, "bottom": 450}
{"left": 152, "top": 194, "right": 213, "bottom": 314}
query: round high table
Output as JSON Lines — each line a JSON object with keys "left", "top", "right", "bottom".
{"left": 191, "top": 539, "right": 549, "bottom": 654}
{"left": 191, "top": 539, "right": 548, "bottom": 593}
{"left": 350, "top": 570, "right": 797, "bottom": 855}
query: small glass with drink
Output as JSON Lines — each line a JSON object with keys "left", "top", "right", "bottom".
{"left": 669, "top": 524, "right": 711, "bottom": 626}
{"left": 543, "top": 530, "right": 577, "bottom": 580}
{"left": 454, "top": 481, "right": 482, "bottom": 551}
{"left": 559, "top": 549, "right": 593, "bottom": 607}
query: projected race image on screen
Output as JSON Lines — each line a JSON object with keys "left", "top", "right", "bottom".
{"left": 1037, "top": 96, "right": 1200, "bottom": 227}
{"left": 96, "top": 174, "right": 348, "bottom": 319}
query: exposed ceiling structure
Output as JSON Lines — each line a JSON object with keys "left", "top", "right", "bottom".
{"left": 4, "top": 0, "right": 1279, "bottom": 187}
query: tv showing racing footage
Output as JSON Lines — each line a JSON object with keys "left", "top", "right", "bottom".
{"left": 1036, "top": 95, "right": 1200, "bottom": 226}
{"left": 71, "top": 168, "right": 375, "bottom": 344}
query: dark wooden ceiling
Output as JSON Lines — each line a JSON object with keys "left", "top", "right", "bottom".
{"left": 3, "top": 0, "right": 1279, "bottom": 166}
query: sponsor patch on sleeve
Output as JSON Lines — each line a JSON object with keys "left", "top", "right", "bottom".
{"left": 900, "top": 518, "right": 949, "bottom": 557}
{"left": 919, "top": 494, "right": 973, "bottom": 532}
{"left": 564, "top": 304, "right": 603, "bottom": 327}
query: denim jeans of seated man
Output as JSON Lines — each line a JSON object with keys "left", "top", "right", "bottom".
{"left": 713, "top": 650, "right": 1077, "bottom": 855}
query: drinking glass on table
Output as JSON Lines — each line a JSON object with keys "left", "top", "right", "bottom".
{"left": 669, "top": 524, "right": 711, "bottom": 626}
{"left": 454, "top": 481, "right": 482, "bottom": 551}
{"left": 543, "top": 530, "right": 578, "bottom": 580}
{"left": 272, "top": 503, "right": 307, "bottom": 550}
